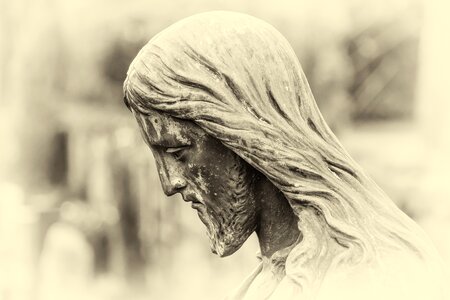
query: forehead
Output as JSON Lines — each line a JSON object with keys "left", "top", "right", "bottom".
{"left": 133, "top": 109, "right": 203, "bottom": 146}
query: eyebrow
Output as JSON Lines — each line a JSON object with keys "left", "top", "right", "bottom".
{"left": 147, "top": 137, "right": 192, "bottom": 148}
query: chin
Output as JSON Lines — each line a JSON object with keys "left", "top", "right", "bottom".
{"left": 197, "top": 211, "right": 254, "bottom": 257}
{"left": 208, "top": 226, "right": 255, "bottom": 257}
{"left": 197, "top": 183, "right": 258, "bottom": 257}
{"left": 211, "top": 240, "right": 242, "bottom": 257}
{"left": 196, "top": 206, "right": 257, "bottom": 257}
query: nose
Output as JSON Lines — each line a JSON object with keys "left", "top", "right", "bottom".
{"left": 158, "top": 165, "right": 187, "bottom": 197}
{"left": 161, "top": 176, "right": 187, "bottom": 196}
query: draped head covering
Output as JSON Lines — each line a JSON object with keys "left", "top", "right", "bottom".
{"left": 123, "top": 11, "right": 444, "bottom": 295}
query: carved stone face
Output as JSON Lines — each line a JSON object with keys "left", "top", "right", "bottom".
{"left": 134, "top": 109, "right": 259, "bottom": 257}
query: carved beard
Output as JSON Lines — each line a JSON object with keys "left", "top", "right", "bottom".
{"left": 197, "top": 155, "right": 258, "bottom": 257}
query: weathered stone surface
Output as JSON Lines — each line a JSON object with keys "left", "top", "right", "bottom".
{"left": 124, "top": 11, "right": 446, "bottom": 300}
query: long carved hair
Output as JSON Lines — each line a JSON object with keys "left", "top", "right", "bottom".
{"left": 123, "top": 11, "right": 442, "bottom": 292}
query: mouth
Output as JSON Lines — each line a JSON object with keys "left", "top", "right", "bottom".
{"left": 184, "top": 194, "right": 203, "bottom": 209}
{"left": 191, "top": 202, "right": 203, "bottom": 209}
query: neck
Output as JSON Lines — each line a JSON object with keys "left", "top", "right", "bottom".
{"left": 254, "top": 175, "right": 301, "bottom": 258}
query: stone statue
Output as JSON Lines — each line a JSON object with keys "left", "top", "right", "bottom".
{"left": 123, "top": 11, "right": 446, "bottom": 300}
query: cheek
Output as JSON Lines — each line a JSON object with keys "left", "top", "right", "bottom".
{"left": 185, "top": 164, "right": 222, "bottom": 197}
{"left": 192, "top": 166, "right": 211, "bottom": 195}
{"left": 185, "top": 152, "right": 237, "bottom": 199}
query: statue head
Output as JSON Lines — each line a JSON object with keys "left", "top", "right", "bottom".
{"left": 124, "top": 11, "right": 436, "bottom": 270}
{"left": 132, "top": 108, "right": 260, "bottom": 256}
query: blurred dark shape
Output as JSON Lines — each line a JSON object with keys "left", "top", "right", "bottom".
{"left": 111, "top": 151, "right": 146, "bottom": 281}
{"left": 48, "top": 131, "right": 69, "bottom": 186}
{"left": 59, "top": 200, "right": 110, "bottom": 274}
{"left": 347, "top": 18, "right": 420, "bottom": 121}
{"left": 102, "top": 37, "right": 145, "bottom": 85}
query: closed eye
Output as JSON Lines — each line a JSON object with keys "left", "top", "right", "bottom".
{"left": 165, "top": 146, "right": 189, "bottom": 154}
{"left": 165, "top": 146, "right": 190, "bottom": 160}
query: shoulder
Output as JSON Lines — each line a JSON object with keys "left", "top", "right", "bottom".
{"left": 225, "top": 263, "right": 263, "bottom": 300}
{"left": 316, "top": 252, "right": 446, "bottom": 300}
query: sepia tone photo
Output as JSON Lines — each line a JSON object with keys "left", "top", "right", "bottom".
{"left": 1, "top": 0, "right": 449, "bottom": 299}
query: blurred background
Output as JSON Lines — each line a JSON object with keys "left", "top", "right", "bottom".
{"left": 1, "top": 0, "right": 449, "bottom": 299}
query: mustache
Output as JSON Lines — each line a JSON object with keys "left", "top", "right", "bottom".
{"left": 183, "top": 193, "right": 203, "bottom": 204}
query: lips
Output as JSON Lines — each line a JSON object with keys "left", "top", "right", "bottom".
{"left": 191, "top": 202, "right": 203, "bottom": 209}
{"left": 184, "top": 194, "right": 203, "bottom": 209}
